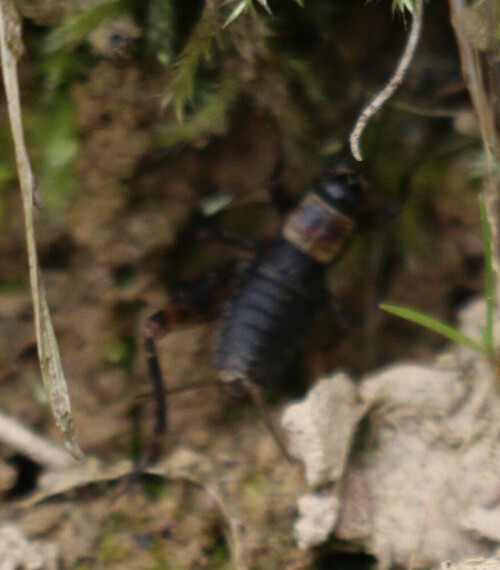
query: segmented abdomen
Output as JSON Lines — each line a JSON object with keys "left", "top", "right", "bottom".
{"left": 215, "top": 239, "right": 324, "bottom": 387}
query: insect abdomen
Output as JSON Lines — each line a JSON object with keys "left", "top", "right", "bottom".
{"left": 215, "top": 239, "right": 324, "bottom": 387}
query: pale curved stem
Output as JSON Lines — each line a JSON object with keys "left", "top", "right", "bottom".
{"left": 350, "top": 0, "right": 425, "bottom": 162}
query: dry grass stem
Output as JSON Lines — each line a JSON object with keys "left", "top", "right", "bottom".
{"left": 0, "top": 0, "right": 82, "bottom": 458}
{"left": 174, "top": 471, "right": 247, "bottom": 570}
{"left": 449, "top": 0, "right": 500, "bottom": 305}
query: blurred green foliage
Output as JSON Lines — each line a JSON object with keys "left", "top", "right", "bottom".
{"left": 0, "top": 0, "right": 341, "bottom": 219}
{"left": 97, "top": 513, "right": 132, "bottom": 563}
{"left": 0, "top": 128, "right": 16, "bottom": 222}
{"left": 224, "top": 0, "right": 303, "bottom": 26}
{"left": 23, "top": 93, "right": 79, "bottom": 214}
{"left": 392, "top": 0, "right": 415, "bottom": 13}
{"left": 12, "top": 0, "right": 424, "bottom": 204}
{"left": 44, "top": 0, "right": 130, "bottom": 53}
{"left": 148, "top": 0, "right": 348, "bottom": 149}
{"left": 2, "top": 0, "right": 479, "bottom": 311}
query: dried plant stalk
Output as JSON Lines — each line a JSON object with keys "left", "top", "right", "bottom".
{"left": 449, "top": 0, "right": 500, "bottom": 306}
{"left": 0, "top": 0, "right": 82, "bottom": 458}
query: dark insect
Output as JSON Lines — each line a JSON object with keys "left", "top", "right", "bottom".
{"left": 140, "top": 166, "right": 366, "bottom": 467}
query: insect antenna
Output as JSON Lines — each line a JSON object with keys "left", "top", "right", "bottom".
{"left": 136, "top": 380, "right": 221, "bottom": 400}
{"left": 140, "top": 340, "right": 295, "bottom": 466}
{"left": 245, "top": 382, "right": 296, "bottom": 466}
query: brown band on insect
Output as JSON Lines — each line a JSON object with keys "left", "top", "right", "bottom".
{"left": 282, "top": 193, "right": 355, "bottom": 263}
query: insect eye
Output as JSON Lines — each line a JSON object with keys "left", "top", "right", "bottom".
{"left": 322, "top": 179, "right": 349, "bottom": 200}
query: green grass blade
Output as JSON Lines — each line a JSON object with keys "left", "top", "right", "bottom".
{"left": 380, "top": 303, "right": 488, "bottom": 355}
{"left": 479, "top": 194, "right": 495, "bottom": 353}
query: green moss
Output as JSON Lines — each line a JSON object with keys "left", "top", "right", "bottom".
{"left": 156, "top": 76, "right": 239, "bottom": 147}
{"left": 161, "top": 3, "right": 226, "bottom": 121}
{"left": 44, "top": 0, "right": 130, "bottom": 53}
{"left": 97, "top": 516, "right": 129, "bottom": 563}
{"left": 23, "top": 92, "right": 79, "bottom": 215}
{"left": 243, "top": 471, "right": 265, "bottom": 492}
{"left": 96, "top": 534, "right": 125, "bottom": 562}
{"left": 141, "top": 475, "right": 166, "bottom": 500}
{"left": 73, "top": 562, "right": 92, "bottom": 570}
{"left": 102, "top": 335, "right": 136, "bottom": 368}
{"left": 38, "top": 49, "right": 91, "bottom": 93}
{"left": 0, "top": 127, "right": 17, "bottom": 220}
{"left": 150, "top": 0, "right": 345, "bottom": 149}
{"left": 146, "top": 0, "right": 177, "bottom": 64}
{"left": 96, "top": 511, "right": 137, "bottom": 562}
{"left": 105, "top": 510, "right": 134, "bottom": 528}
{"left": 143, "top": 563, "right": 168, "bottom": 570}
{"left": 203, "top": 538, "right": 232, "bottom": 570}
{"left": 0, "top": 277, "right": 29, "bottom": 294}
{"left": 391, "top": 0, "right": 415, "bottom": 14}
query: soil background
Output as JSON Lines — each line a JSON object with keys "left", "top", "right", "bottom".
{"left": 0, "top": 1, "right": 488, "bottom": 568}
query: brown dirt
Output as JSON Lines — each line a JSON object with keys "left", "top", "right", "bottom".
{"left": 0, "top": 3, "right": 488, "bottom": 569}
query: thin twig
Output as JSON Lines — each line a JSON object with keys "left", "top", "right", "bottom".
{"left": 0, "top": 410, "right": 75, "bottom": 470}
{"left": 349, "top": 0, "right": 424, "bottom": 161}
{"left": 176, "top": 470, "right": 247, "bottom": 570}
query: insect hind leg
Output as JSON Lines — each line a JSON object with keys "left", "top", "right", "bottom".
{"left": 137, "top": 261, "right": 242, "bottom": 472}
{"left": 245, "top": 381, "right": 296, "bottom": 465}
